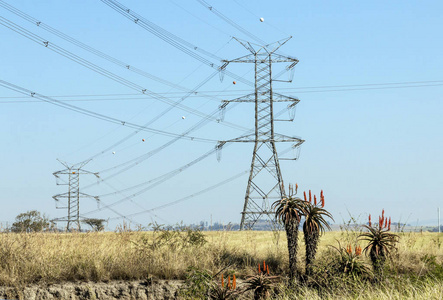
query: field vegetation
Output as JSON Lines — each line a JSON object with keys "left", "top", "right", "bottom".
{"left": 1, "top": 188, "right": 442, "bottom": 299}
{"left": 0, "top": 225, "right": 441, "bottom": 299}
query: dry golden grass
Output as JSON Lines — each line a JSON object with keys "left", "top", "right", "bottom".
{"left": 0, "top": 229, "right": 442, "bottom": 299}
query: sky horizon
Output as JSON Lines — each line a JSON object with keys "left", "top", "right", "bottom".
{"left": 1, "top": 0, "right": 442, "bottom": 230}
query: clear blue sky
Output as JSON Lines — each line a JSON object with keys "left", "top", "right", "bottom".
{"left": 0, "top": 0, "right": 442, "bottom": 229}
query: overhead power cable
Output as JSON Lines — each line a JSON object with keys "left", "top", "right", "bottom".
{"left": 169, "top": 0, "right": 232, "bottom": 37}
{"left": 1, "top": 13, "right": 295, "bottom": 192}
{"left": 196, "top": 0, "right": 267, "bottom": 45}
{"left": 3, "top": 79, "right": 443, "bottom": 104}
{"left": 84, "top": 103, "right": 239, "bottom": 180}
{"left": 0, "top": 0, "right": 249, "bottom": 169}
{"left": 80, "top": 67, "right": 254, "bottom": 174}
{"left": 0, "top": 0, "right": 224, "bottom": 101}
{"left": 99, "top": 144, "right": 297, "bottom": 221}
{"left": 81, "top": 146, "right": 221, "bottom": 217}
{"left": 100, "top": 0, "right": 223, "bottom": 62}
{"left": 83, "top": 68, "right": 292, "bottom": 183}
{"left": 0, "top": 16, "right": 249, "bottom": 134}
{"left": 98, "top": 146, "right": 224, "bottom": 198}
{"left": 82, "top": 102, "right": 291, "bottom": 200}
{"left": 3, "top": 79, "right": 443, "bottom": 103}
{"left": 99, "top": 0, "right": 254, "bottom": 87}
{"left": 80, "top": 103, "right": 297, "bottom": 218}
{"left": 108, "top": 170, "right": 249, "bottom": 220}
{"left": 82, "top": 66, "right": 254, "bottom": 165}
{"left": 95, "top": 178, "right": 170, "bottom": 224}
{"left": 0, "top": 79, "right": 216, "bottom": 143}
{"left": 80, "top": 71, "right": 222, "bottom": 162}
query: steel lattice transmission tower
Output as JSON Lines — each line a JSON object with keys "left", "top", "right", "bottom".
{"left": 218, "top": 37, "right": 304, "bottom": 230}
{"left": 52, "top": 160, "right": 99, "bottom": 230}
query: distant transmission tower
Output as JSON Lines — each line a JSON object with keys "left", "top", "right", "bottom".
{"left": 218, "top": 37, "right": 304, "bottom": 230}
{"left": 52, "top": 160, "right": 99, "bottom": 230}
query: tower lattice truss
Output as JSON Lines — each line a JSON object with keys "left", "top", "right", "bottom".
{"left": 218, "top": 38, "right": 304, "bottom": 230}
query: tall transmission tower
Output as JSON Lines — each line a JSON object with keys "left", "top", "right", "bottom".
{"left": 52, "top": 160, "right": 99, "bottom": 230}
{"left": 218, "top": 37, "right": 304, "bottom": 230}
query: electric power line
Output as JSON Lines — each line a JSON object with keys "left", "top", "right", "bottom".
{"left": 196, "top": 0, "right": 267, "bottom": 45}
{"left": 102, "top": 144, "right": 296, "bottom": 221}
{"left": 2, "top": 80, "right": 443, "bottom": 103}
{"left": 99, "top": 0, "right": 257, "bottom": 87}
{"left": 108, "top": 170, "right": 249, "bottom": 221}
{"left": 0, "top": 79, "right": 216, "bottom": 143}
{"left": 0, "top": 16, "right": 246, "bottom": 131}
{"left": 81, "top": 146, "right": 222, "bottom": 217}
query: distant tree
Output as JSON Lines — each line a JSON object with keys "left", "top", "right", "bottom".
{"left": 11, "top": 210, "right": 50, "bottom": 232}
{"left": 83, "top": 218, "right": 106, "bottom": 231}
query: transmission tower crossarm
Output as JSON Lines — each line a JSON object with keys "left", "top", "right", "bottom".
{"left": 272, "top": 93, "right": 300, "bottom": 103}
{"left": 273, "top": 133, "right": 304, "bottom": 142}
{"left": 222, "top": 93, "right": 299, "bottom": 104}
{"left": 53, "top": 169, "right": 99, "bottom": 176}
{"left": 226, "top": 54, "right": 299, "bottom": 64}
{"left": 222, "top": 93, "right": 255, "bottom": 103}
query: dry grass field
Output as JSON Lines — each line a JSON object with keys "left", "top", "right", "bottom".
{"left": 0, "top": 228, "right": 442, "bottom": 299}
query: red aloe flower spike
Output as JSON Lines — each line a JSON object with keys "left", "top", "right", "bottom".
{"left": 320, "top": 190, "right": 323, "bottom": 199}
{"left": 321, "top": 196, "right": 325, "bottom": 208}
{"left": 263, "top": 260, "right": 266, "bottom": 273}
{"left": 267, "top": 265, "right": 269, "bottom": 275}
{"left": 346, "top": 245, "right": 352, "bottom": 254}
{"left": 304, "top": 191, "right": 307, "bottom": 202}
{"left": 314, "top": 195, "right": 317, "bottom": 206}
{"left": 384, "top": 217, "right": 388, "bottom": 229}
{"left": 382, "top": 209, "right": 385, "bottom": 219}
{"left": 227, "top": 275, "right": 231, "bottom": 289}
{"left": 295, "top": 183, "right": 298, "bottom": 193}
{"left": 309, "top": 190, "right": 312, "bottom": 202}
{"left": 233, "top": 274, "right": 236, "bottom": 289}
{"left": 368, "top": 214, "right": 372, "bottom": 227}
{"left": 379, "top": 216, "right": 383, "bottom": 228}
{"left": 388, "top": 217, "right": 391, "bottom": 231}
{"left": 258, "top": 264, "right": 261, "bottom": 274}
{"left": 221, "top": 274, "right": 224, "bottom": 288}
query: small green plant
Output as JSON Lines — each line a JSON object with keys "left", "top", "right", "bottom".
{"left": 179, "top": 266, "right": 213, "bottom": 299}
{"left": 359, "top": 210, "right": 399, "bottom": 281}
{"left": 138, "top": 222, "right": 207, "bottom": 251}
{"left": 329, "top": 241, "right": 372, "bottom": 280}
{"left": 420, "top": 254, "right": 443, "bottom": 280}
{"left": 181, "top": 225, "right": 208, "bottom": 247}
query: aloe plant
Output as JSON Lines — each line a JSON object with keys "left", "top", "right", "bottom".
{"left": 243, "top": 261, "right": 279, "bottom": 300}
{"left": 272, "top": 184, "right": 306, "bottom": 282}
{"left": 359, "top": 210, "right": 399, "bottom": 280}
{"left": 302, "top": 190, "right": 334, "bottom": 276}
